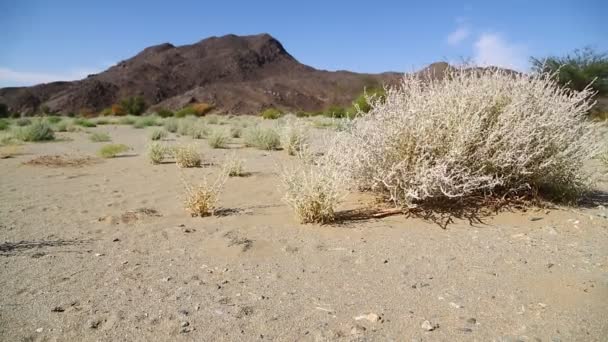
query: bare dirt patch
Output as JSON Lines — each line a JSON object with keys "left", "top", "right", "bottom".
{"left": 23, "top": 154, "right": 100, "bottom": 168}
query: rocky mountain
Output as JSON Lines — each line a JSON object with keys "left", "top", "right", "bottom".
{"left": 0, "top": 33, "right": 402, "bottom": 115}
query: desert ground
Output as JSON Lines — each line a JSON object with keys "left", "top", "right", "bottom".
{"left": 1, "top": 117, "right": 607, "bottom": 341}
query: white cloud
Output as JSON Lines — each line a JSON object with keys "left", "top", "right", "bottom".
{"left": 447, "top": 26, "right": 470, "bottom": 46}
{"left": 0, "top": 67, "right": 102, "bottom": 87}
{"left": 473, "top": 33, "right": 527, "bottom": 71}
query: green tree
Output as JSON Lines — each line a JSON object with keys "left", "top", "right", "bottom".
{"left": 0, "top": 103, "right": 8, "bottom": 118}
{"left": 120, "top": 96, "right": 147, "bottom": 115}
{"left": 530, "top": 47, "right": 608, "bottom": 96}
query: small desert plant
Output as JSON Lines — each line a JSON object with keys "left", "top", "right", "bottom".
{"left": 174, "top": 144, "right": 202, "bottom": 168}
{"left": 89, "top": 132, "right": 111, "bottom": 142}
{"left": 208, "top": 130, "right": 229, "bottom": 148}
{"left": 163, "top": 118, "right": 179, "bottom": 133}
{"left": 206, "top": 114, "right": 220, "bottom": 124}
{"left": 53, "top": 121, "right": 68, "bottom": 132}
{"left": 229, "top": 126, "right": 242, "bottom": 138}
{"left": 133, "top": 115, "right": 159, "bottom": 128}
{"left": 117, "top": 116, "right": 137, "bottom": 125}
{"left": 73, "top": 118, "right": 96, "bottom": 127}
{"left": 280, "top": 158, "right": 345, "bottom": 224}
{"left": 98, "top": 144, "right": 129, "bottom": 158}
{"left": 260, "top": 108, "right": 283, "bottom": 120}
{"left": 243, "top": 126, "right": 281, "bottom": 150}
{"left": 326, "top": 67, "right": 601, "bottom": 207}
{"left": 94, "top": 118, "right": 110, "bottom": 125}
{"left": 45, "top": 116, "right": 62, "bottom": 124}
{"left": 149, "top": 128, "right": 168, "bottom": 141}
{"left": 13, "top": 120, "right": 55, "bottom": 141}
{"left": 182, "top": 173, "right": 227, "bottom": 217}
{"left": 189, "top": 122, "right": 210, "bottom": 139}
{"left": 280, "top": 118, "right": 308, "bottom": 155}
{"left": 223, "top": 152, "right": 245, "bottom": 177}
{"left": 156, "top": 108, "right": 174, "bottom": 118}
{"left": 147, "top": 142, "right": 167, "bottom": 164}
{"left": 15, "top": 118, "right": 31, "bottom": 126}
{"left": 0, "top": 119, "right": 10, "bottom": 131}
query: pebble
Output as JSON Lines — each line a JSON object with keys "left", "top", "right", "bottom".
{"left": 421, "top": 320, "right": 438, "bottom": 331}
{"left": 180, "top": 321, "right": 189, "bottom": 327}
{"left": 88, "top": 319, "right": 101, "bottom": 329}
{"left": 466, "top": 318, "right": 477, "bottom": 324}
{"left": 179, "top": 309, "right": 189, "bottom": 316}
{"left": 51, "top": 306, "right": 65, "bottom": 312}
{"left": 354, "top": 313, "right": 380, "bottom": 322}
{"left": 449, "top": 302, "right": 462, "bottom": 309}
{"left": 35, "top": 328, "right": 43, "bottom": 333}
{"left": 529, "top": 217, "right": 543, "bottom": 221}
{"left": 94, "top": 253, "right": 104, "bottom": 257}
{"left": 350, "top": 324, "right": 366, "bottom": 335}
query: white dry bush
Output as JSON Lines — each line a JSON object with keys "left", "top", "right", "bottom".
{"left": 223, "top": 152, "right": 245, "bottom": 177}
{"left": 147, "top": 142, "right": 167, "bottom": 164}
{"left": 280, "top": 117, "right": 308, "bottom": 155}
{"left": 173, "top": 144, "right": 202, "bottom": 168}
{"left": 182, "top": 172, "right": 227, "bottom": 217}
{"left": 326, "top": 67, "right": 601, "bottom": 208}
{"left": 280, "top": 153, "right": 346, "bottom": 224}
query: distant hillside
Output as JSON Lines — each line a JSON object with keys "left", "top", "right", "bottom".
{"left": 0, "top": 33, "right": 402, "bottom": 115}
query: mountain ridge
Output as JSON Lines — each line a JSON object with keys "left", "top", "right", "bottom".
{"left": 0, "top": 33, "right": 402, "bottom": 115}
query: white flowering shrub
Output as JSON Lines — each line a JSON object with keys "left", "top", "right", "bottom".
{"left": 327, "top": 67, "right": 600, "bottom": 207}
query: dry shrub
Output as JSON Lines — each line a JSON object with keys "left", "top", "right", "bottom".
{"left": 174, "top": 144, "right": 201, "bottom": 168}
{"left": 147, "top": 142, "right": 167, "bottom": 164}
{"left": 280, "top": 117, "right": 308, "bottom": 155}
{"left": 98, "top": 144, "right": 129, "bottom": 158}
{"left": 191, "top": 103, "right": 214, "bottom": 116}
{"left": 149, "top": 128, "right": 168, "bottom": 141}
{"left": 24, "top": 155, "right": 98, "bottom": 167}
{"left": 208, "top": 130, "right": 229, "bottom": 148}
{"left": 326, "top": 67, "right": 601, "bottom": 208}
{"left": 223, "top": 152, "right": 245, "bottom": 177}
{"left": 243, "top": 126, "right": 281, "bottom": 150}
{"left": 182, "top": 173, "right": 227, "bottom": 217}
{"left": 280, "top": 154, "right": 345, "bottom": 224}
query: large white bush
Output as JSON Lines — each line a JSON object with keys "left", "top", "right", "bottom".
{"left": 327, "top": 67, "right": 600, "bottom": 207}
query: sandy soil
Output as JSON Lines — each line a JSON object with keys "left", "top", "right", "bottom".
{"left": 1, "top": 122, "right": 607, "bottom": 341}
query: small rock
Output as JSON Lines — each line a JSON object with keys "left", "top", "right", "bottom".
{"left": 51, "top": 306, "right": 65, "bottom": 312}
{"left": 547, "top": 263, "right": 554, "bottom": 269}
{"left": 449, "top": 302, "right": 462, "bottom": 309}
{"left": 458, "top": 327, "right": 473, "bottom": 333}
{"left": 350, "top": 324, "right": 366, "bottom": 335}
{"left": 112, "top": 238, "right": 120, "bottom": 242}
{"left": 354, "top": 313, "right": 380, "bottom": 322}
{"left": 180, "top": 321, "right": 189, "bottom": 327}
{"left": 88, "top": 319, "right": 101, "bottom": 329}
{"left": 180, "top": 327, "right": 192, "bottom": 333}
{"left": 529, "top": 217, "right": 543, "bottom": 221}
{"left": 466, "top": 318, "right": 477, "bottom": 324}
{"left": 35, "top": 328, "right": 43, "bottom": 333}
{"left": 94, "top": 253, "right": 104, "bottom": 257}
{"left": 178, "top": 224, "right": 186, "bottom": 227}
{"left": 421, "top": 320, "right": 438, "bottom": 331}
{"left": 383, "top": 259, "right": 389, "bottom": 264}
{"left": 163, "top": 277, "right": 172, "bottom": 282}
{"left": 178, "top": 309, "right": 189, "bottom": 316}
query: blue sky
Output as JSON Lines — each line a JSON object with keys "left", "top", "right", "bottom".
{"left": 0, "top": 0, "right": 605, "bottom": 87}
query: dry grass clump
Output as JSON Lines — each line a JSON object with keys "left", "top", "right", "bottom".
{"left": 243, "top": 126, "right": 281, "bottom": 150}
{"left": 23, "top": 154, "right": 98, "bottom": 167}
{"left": 326, "top": 67, "right": 601, "bottom": 208}
{"left": 223, "top": 152, "right": 245, "bottom": 177}
{"left": 147, "top": 142, "right": 167, "bottom": 164}
{"left": 182, "top": 173, "right": 227, "bottom": 217}
{"left": 149, "top": 128, "right": 168, "bottom": 141}
{"left": 174, "top": 144, "right": 201, "bottom": 168}
{"left": 280, "top": 155, "right": 345, "bottom": 224}
{"left": 98, "top": 144, "right": 129, "bottom": 158}
{"left": 230, "top": 126, "right": 242, "bottom": 138}
{"left": 208, "top": 130, "right": 229, "bottom": 148}
{"left": 89, "top": 132, "right": 111, "bottom": 142}
{"left": 13, "top": 120, "right": 55, "bottom": 142}
{"left": 280, "top": 118, "right": 308, "bottom": 155}
{"left": 163, "top": 118, "right": 179, "bottom": 133}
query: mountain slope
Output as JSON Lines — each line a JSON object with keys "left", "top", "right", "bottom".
{"left": 0, "top": 34, "right": 401, "bottom": 115}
